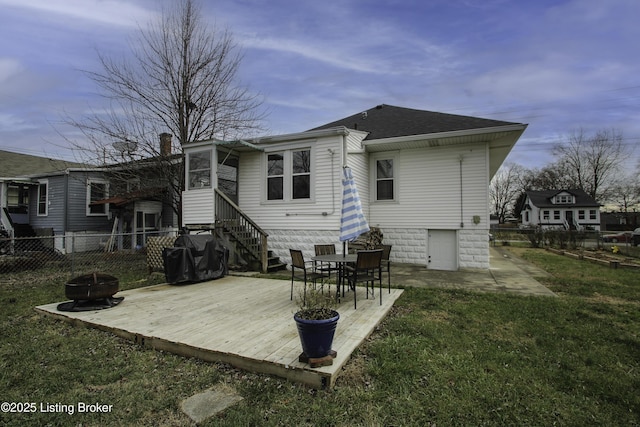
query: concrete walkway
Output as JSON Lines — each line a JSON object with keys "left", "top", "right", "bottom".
{"left": 389, "top": 246, "right": 556, "bottom": 296}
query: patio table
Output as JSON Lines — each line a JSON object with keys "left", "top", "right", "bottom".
{"left": 312, "top": 253, "right": 357, "bottom": 299}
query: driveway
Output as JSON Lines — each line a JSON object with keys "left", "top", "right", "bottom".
{"left": 390, "top": 246, "right": 556, "bottom": 296}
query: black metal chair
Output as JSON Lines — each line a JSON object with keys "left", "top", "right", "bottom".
{"left": 314, "top": 244, "right": 340, "bottom": 281}
{"left": 380, "top": 244, "right": 392, "bottom": 293}
{"left": 345, "top": 249, "right": 383, "bottom": 309}
{"left": 289, "top": 249, "right": 328, "bottom": 302}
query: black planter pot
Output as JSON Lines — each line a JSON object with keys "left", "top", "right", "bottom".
{"left": 294, "top": 310, "right": 340, "bottom": 358}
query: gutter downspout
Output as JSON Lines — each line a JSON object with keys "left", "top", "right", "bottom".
{"left": 459, "top": 156, "right": 464, "bottom": 228}
{"left": 63, "top": 169, "right": 70, "bottom": 249}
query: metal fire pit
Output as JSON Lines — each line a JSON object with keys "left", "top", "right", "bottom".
{"left": 57, "top": 273, "right": 124, "bottom": 312}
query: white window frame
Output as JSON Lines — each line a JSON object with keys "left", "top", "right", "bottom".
{"left": 589, "top": 210, "right": 597, "bottom": 220}
{"left": 266, "top": 151, "right": 285, "bottom": 201}
{"left": 542, "top": 210, "right": 550, "bottom": 220}
{"left": 37, "top": 180, "right": 48, "bottom": 217}
{"left": 371, "top": 152, "right": 398, "bottom": 202}
{"left": 187, "top": 149, "right": 213, "bottom": 190}
{"left": 263, "top": 146, "right": 314, "bottom": 203}
{"left": 126, "top": 178, "right": 141, "bottom": 192}
{"left": 556, "top": 194, "right": 573, "bottom": 204}
{"left": 86, "top": 179, "right": 109, "bottom": 216}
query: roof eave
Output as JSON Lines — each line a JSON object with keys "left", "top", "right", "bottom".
{"left": 361, "top": 123, "right": 527, "bottom": 150}
{"left": 191, "top": 126, "right": 352, "bottom": 151}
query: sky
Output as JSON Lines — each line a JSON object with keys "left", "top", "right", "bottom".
{"left": 1, "top": 0, "right": 639, "bottom": 171}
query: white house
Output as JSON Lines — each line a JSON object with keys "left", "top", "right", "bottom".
{"left": 181, "top": 104, "right": 527, "bottom": 271}
{"left": 520, "top": 189, "right": 601, "bottom": 231}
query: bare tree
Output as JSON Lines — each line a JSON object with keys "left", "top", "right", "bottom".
{"left": 608, "top": 174, "right": 640, "bottom": 226}
{"left": 490, "top": 162, "right": 525, "bottom": 223}
{"left": 66, "top": 0, "right": 264, "bottom": 225}
{"left": 520, "top": 162, "right": 576, "bottom": 192}
{"left": 553, "top": 128, "right": 628, "bottom": 202}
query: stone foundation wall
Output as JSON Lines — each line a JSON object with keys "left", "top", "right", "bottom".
{"left": 458, "top": 229, "right": 490, "bottom": 269}
{"left": 267, "top": 227, "right": 490, "bottom": 270}
{"left": 376, "top": 228, "right": 427, "bottom": 265}
{"left": 267, "top": 229, "right": 340, "bottom": 268}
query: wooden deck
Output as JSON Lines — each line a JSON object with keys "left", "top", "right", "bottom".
{"left": 35, "top": 276, "right": 403, "bottom": 388}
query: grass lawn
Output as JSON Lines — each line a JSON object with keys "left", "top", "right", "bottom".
{"left": 1, "top": 248, "right": 639, "bottom": 426}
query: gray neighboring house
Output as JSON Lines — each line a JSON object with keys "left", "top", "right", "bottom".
{"left": 0, "top": 149, "right": 113, "bottom": 252}
{"left": 520, "top": 189, "right": 601, "bottom": 231}
{"left": 1, "top": 148, "right": 179, "bottom": 253}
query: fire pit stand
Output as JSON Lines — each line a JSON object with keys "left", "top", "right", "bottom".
{"left": 57, "top": 273, "right": 124, "bottom": 312}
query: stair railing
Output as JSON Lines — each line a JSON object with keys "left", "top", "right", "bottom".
{"left": 214, "top": 188, "right": 269, "bottom": 272}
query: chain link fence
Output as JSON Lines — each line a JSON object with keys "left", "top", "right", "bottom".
{"left": 491, "top": 227, "right": 640, "bottom": 258}
{"left": 0, "top": 230, "right": 179, "bottom": 282}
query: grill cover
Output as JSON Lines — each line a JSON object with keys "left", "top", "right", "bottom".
{"left": 162, "top": 234, "right": 228, "bottom": 284}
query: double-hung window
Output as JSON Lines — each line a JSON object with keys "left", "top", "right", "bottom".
{"left": 372, "top": 154, "right": 397, "bottom": 202}
{"left": 87, "top": 179, "right": 109, "bottom": 216}
{"left": 265, "top": 149, "right": 312, "bottom": 202}
{"left": 267, "top": 153, "right": 284, "bottom": 200}
{"left": 292, "top": 150, "right": 311, "bottom": 199}
{"left": 37, "top": 180, "right": 48, "bottom": 216}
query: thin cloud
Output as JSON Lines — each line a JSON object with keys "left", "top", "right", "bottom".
{"left": 0, "top": 0, "right": 155, "bottom": 28}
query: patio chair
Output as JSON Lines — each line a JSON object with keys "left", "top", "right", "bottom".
{"left": 289, "top": 249, "right": 328, "bottom": 302}
{"left": 345, "top": 249, "right": 383, "bottom": 309}
{"left": 314, "top": 244, "right": 340, "bottom": 280}
{"left": 380, "top": 244, "right": 392, "bottom": 292}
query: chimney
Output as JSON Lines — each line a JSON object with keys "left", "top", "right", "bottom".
{"left": 160, "top": 133, "right": 172, "bottom": 156}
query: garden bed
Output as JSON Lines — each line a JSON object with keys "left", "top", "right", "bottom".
{"left": 547, "top": 247, "right": 640, "bottom": 270}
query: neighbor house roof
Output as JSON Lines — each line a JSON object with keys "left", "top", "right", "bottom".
{"left": 308, "top": 104, "right": 521, "bottom": 140}
{"left": 0, "top": 149, "right": 87, "bottom": 178}
{"left": 525, "top": 189, "right": 600, "bottom": 208}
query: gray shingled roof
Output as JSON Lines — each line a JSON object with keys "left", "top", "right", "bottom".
{"left": 308, "top": 104, "right": 521, "bottom": 140}
{"left": 0, "top": 150, "right": 87, "bottom": 177}
{"left": 525, "top": 189, "right": 600, "bottom": 208}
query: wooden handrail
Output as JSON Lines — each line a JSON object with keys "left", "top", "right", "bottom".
{"left": 214, "top": 189, "right": 268, "bottom": 236}
{"left": 214, "top": 188, "right": 269, "bottom": 272}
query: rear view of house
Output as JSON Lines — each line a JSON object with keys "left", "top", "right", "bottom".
{"left": 182, "top": 104, "right": 527, "bottom": 271}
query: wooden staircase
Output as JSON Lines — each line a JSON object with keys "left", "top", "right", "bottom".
{"left": 214, "top": 189, "right": 286, "bottom": 273}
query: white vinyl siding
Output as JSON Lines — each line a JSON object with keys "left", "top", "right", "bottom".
{"left": 182, "top": 190, "right": 215, "bottom": 226}
{"left": 238, "top": 136, "right": 343, "bottom": 230}
{"left": 368, "top": 143, "right": 489, "bottom": 229}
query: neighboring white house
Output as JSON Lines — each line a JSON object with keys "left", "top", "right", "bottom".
{"left": 520, "top": 189, "right": 601, "bottom": 231}
{"left": 181, "top": 104, "right": 527, "bottom": 271}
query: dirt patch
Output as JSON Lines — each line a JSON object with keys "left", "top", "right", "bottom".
{"left": 584, "top": 292, "right": 640, "bottom": 307}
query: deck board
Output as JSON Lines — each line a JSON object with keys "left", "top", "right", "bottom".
{"left": 36, "top": 275, "right": 402, "bottom": 388}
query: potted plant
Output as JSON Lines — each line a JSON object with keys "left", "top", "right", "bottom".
{"left": 293, "top": 288, "right": 340, "bottom": 362}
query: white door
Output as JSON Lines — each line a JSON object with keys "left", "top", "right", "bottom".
{"left": 427, "top": 229, "right": 458, "bottom": 271}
